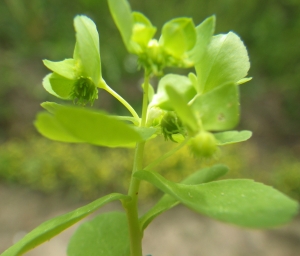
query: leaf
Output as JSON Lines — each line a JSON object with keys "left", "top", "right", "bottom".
{"left": 131, "top": 12, "right": 156, "bottom": 48}
{"left": 74, "top": 15, "right": 101, "bottom": 85}
{"left": 191, "top": 83, "right": 239, "bottom": 131}
{"left": 43, "top": 59, "right": 76, "bottom": 80}
{"left": 195, "top": 32, "right": 250, "bottom": 93}
{"left": 188, "top": 15, "right": 215, "bottom": 66}
{"left": 153, "top": 74, "right": 196, "bottom": 110}
{"left": 34, "top": 106, "right": 156, "bottom": 147}
{"left": 41, "top": 102, "right": 62, "bottom": 114}
{"left": 214, "top": 130, "right": 252, "bottom": 145}
{"left": 108, "top": 0, "right": 134, "bottom": 52}
{"left": 1, "top": 194, "right": 130, "bottom": 256}
{"left": 134, "top": 171, "right": 299, "bottom": 228}
{"left": 48, "top": 73, "right": 74, "bottom": 99}
{"left": 34, "top": 112, "right": 83, "bottom": 143}
{"left": 165, "top": 86, "right": 198, "bottom": 133}
{"left": 67, "top": 212, "right": 129, "bottom": 256}
{"left": 42, "top": 74, "right": 66, "bottom": 99}
{"left": 139, "top": 164, "right": 229, "bottom": 230}
{"left": 160, "top": 18, "right": 196, "bottom": 58}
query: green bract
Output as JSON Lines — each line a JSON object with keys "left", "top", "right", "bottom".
{"left": 43, "top": 15, "right": 103, "bottom": 106}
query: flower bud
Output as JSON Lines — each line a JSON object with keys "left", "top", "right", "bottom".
{"left": 160, "top": 111, "right": 185, "bottom": 142}
{"left": 189, "top": 131, "right": 217, "bottom": 158}
{"left": 146, "top": 106, "right": 165, "bottom": 127}
{"left": 70, "top": 76, "right": 98, "bottom": 106}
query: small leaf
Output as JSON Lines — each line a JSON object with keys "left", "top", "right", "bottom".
{"left": 108, "top": 0, "right": 134, "bottom": 52}
{"left": 41, "top": 102, "right": 62, "bottom": 114}
{"left": 195, "top": 32, "right": 250, "bottom": 93}
{"left": 188, "top": 15, "right": 215, "bottom": 65}
{"left": 139, "top": 164, "right": 229, "bottom": 230}
{"left": 165, "top": 86, "right": 198, "bottom": 133}
{"left": 35, "top": 106, "right": 156, "bottom": 147}
{"left": 135, "top": 171, "right": 299, "bottom": 228}
{"left": 43, "top": 59, "right": 76, "bottom": 80}
{"left": 191, "top": 83, "right": 239, "bottom": 131}
{"left": 153, "top": 74, "right": 196, "bottom": 110}
{"left": 67, "top": 212, "right": 129, "bottom": 256}
{"left": 238, "top": 77, "right": 252, "bottom": 85}
{"left": 1, "top": 194, "right": 130, "bottom": 256}
{"left": 160, "top": 18, "right": 196, "bottom": 58}
{"left": 74, "top": 15, "right": 101, "bottom": 85}
{"left": 132, "top": 12, "right": 156, "bottom": 48}
{"left": 48, "top": 73, "right": 74, "bottom": 99}
{"left": 214, "top": 130, "right": 252, "bottom": 145}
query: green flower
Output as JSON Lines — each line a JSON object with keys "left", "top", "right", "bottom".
{"left": 42, "top": 15, "right": 103, "bottom": 106}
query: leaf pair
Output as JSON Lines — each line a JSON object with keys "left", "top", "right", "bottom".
{"left": 67, "top": 165, "right": 230, "bottom": 255}
{"left": 34, "top": 103, "right": 156, "bottom": 148}
{"left": 43, "top": 16, "right": 102, "bottom": 105}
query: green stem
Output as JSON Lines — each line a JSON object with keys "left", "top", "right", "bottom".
{"left": 144, "top": 138, "right": 189, "bottom": 171}
{"left": 123, "top": 73, "right": 150, "bottom": 256}
{"left": 100, "top": 79, "right": 140, "bottom": 122}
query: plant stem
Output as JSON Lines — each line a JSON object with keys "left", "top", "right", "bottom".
{"left": 100, "top": 79, "right": 140, "bottom": 122}
{"left": 124, "top": 73, "right": 150, "bottom": 256}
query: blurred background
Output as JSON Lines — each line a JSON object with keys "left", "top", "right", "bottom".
{"left": 0, "top": 0, "right": 299, "bottom": 255}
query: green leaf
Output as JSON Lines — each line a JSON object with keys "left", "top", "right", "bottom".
{"left": 188, "top": 15, "right": 215, "bottom": 65}
{"left": 134, "top": 171, "right": 299, "bottom": 228}
{"left": 48, "top": 73, "right": 74, "bottom": 99}
{"left": 131, "top": 12, "right": 156, "bottom": 48}
{"left": 35, "top": 106, "right": 156, "bottom": 147}
{"left": 139, "top": 164, "right": 229, "bottom": 230}
{"left": 34, "top": 112, "right": 83, "bottom": 143}
{"left": 40, "top": 102, "right": 62, "bottom": 114}
{"left": 195, "top": 32, "right": 250, "bottom": 93}
{"left": 160, "top": 18, "right": 196, "bottom": 58}
{"left": 1, "top": 194, "right": 130, "bottom": 256}
{"left": 67, "top": 212, "right": 129, "bottom": 256}
{"left": 108, "top": 0, "right": 134, "bottom": 52}
{"left": 191, "top": 83, "right": 239, "bottom": 131}
{"left": 43, "top": 59, "right": 76, "bottom": 80}
{"left": 165, "top": 86, "right": 199, "bottom": 133}
{"left": 214, "top": 130, "right": 252, "bottom": 145}
{"left": 153, "top": 74, "right": 196, "bottom": 110}
{"left": 74, "top": 15, "right": 101, "bottom": 85}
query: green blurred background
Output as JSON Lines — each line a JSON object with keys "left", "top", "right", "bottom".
{"left": 0, "top": 0, "right": 299, "bottom": 202}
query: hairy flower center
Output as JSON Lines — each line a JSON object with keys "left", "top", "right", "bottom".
{"left": 70, "top": 76, "right": 98, "bottom": 106}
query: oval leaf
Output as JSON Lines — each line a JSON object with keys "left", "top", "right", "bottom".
{"left": 160, "top": 18, "right": 196, "bottom": 58}
{"left": 214, "top": 130, "right": 252, "bottom": 145}
{"left": 139, "top": 164, "right": 229, "bottom": 230}
{"left": 134, "top": 171, "right": 299, "bottom": 228}
{"left": 34, "top": 106, "right": 156, "bottom": 147}
{"left": 67, "top": 212, "right": 129, "bottom": 256}
{"left": 43, "top": 59, "right": 76, "bottom": 80}
{"left": 165, "top": 86, "right": 199, "bottom": 133}
{"left": 195, "top": 32, "right": 250, "bottom": 93}
{"left": 152, "top": 74, "right": 196, "bottom": 110}
{"left": 1, "top": 194, "right": 130, "bottom": 256}
{"left": 74, "top": 15, "right": 101, "bottom": 85}
{"left": 108, "top": 0, "right": 133, "bottom": 52}
{"left": 188, "top": 15, "right": 215, "bottom": 65}
{"left": 191, "top": 83, "right": 239, "bottom": 131}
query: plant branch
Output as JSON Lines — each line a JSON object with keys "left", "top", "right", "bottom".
{"left": 100, "top": 79, "right": 140, "bottom": 122}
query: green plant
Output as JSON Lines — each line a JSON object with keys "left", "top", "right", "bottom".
{"left": 2, "top": 0, "right": 298, "bottom": 255}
